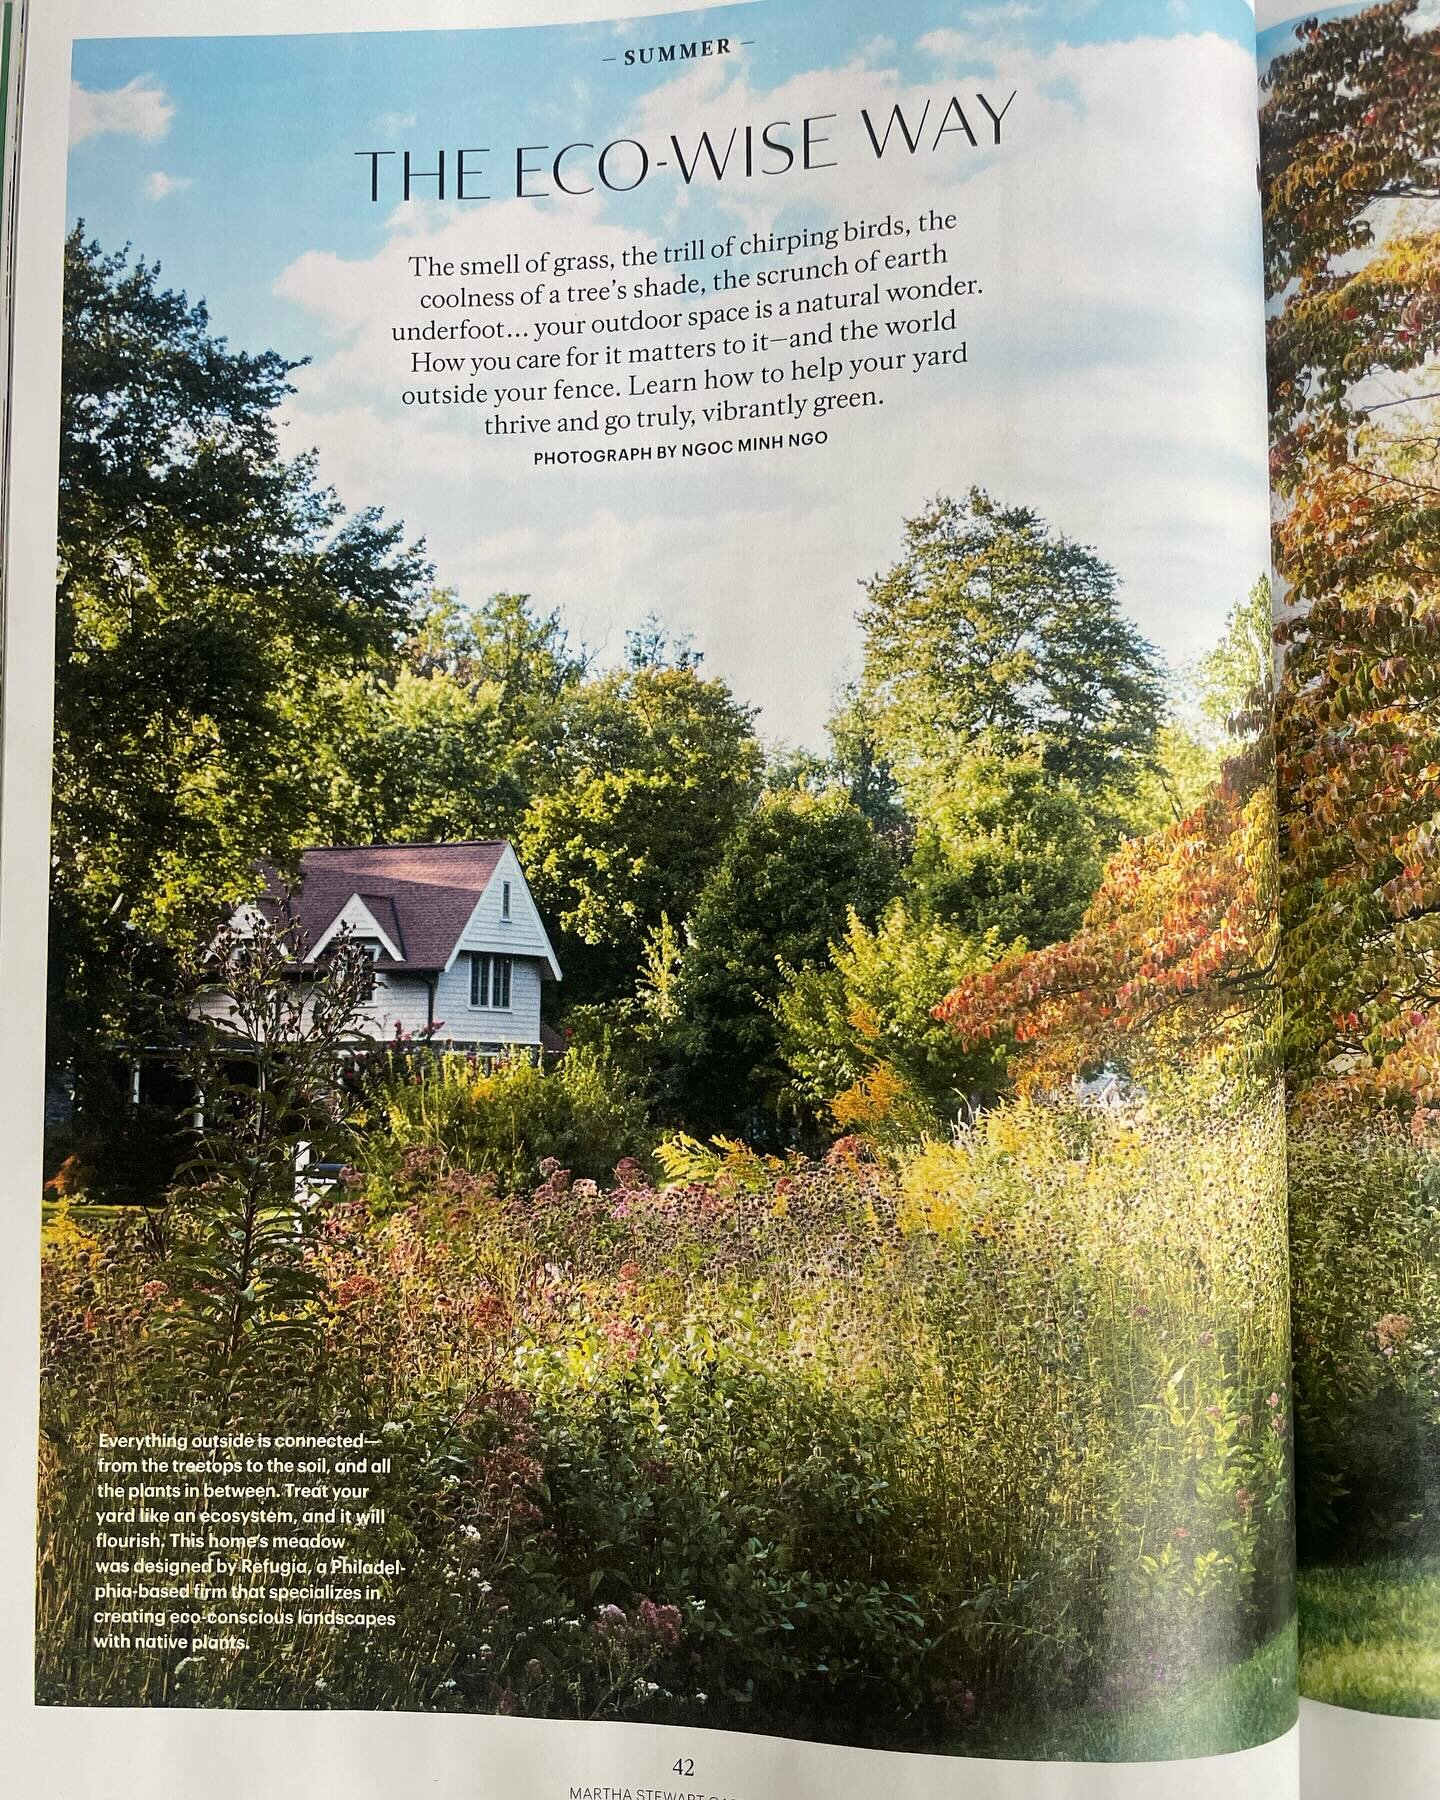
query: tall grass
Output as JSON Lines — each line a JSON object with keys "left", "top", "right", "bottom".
{"left": 1298, "top": 1561, "right": 1440, "bottom": 1717}
{"left": 36, "top": 1083, "right": 1293, "bottom": 1756}
{"left": 1289, "top": 1115, "right": 1440, "bottom": 1564}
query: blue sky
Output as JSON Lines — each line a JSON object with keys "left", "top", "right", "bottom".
{"left": 1256, "top": 5, "right": 1363, "bottom": 72}
{"left": 67, "top": 0, "right": 1268, "bottom": 746}
{"left": 71, "top": 1, "right": 1256, "bottom": 361}
{"left": 1255, "top": 2, "right": 1440, "bottom": 72}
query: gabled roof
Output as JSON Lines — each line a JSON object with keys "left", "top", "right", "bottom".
{"left": 253, "top": 841, "right": 512, "bottom": 973}
{"left": 307, "top": 891, "right": 406, "bottom": 962}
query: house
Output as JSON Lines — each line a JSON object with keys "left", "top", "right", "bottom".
{"left": 197, "top": 840, "right": 563, "bottom": 1052}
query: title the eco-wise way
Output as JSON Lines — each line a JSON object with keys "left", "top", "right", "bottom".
{"left": 355, "top": 94, "right": 1018, "bottom": 202}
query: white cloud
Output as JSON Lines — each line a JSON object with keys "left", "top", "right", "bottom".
{"left": 918, "top": 29, "right": 986, "bottom": 61}
{"left": 144, "top": 170, "right": 192, "bottom": 202}
{"left": 70, "top": 76, "right": 174, "bottom": 147}
{"left": 920, "top": 8, "right": 1036, "bottom": 61}
{"left": 270, "top": 30, "right": 1270, "bottom": 745}
{"left": 374, "top": 110, "right": 418, "bottom": 136}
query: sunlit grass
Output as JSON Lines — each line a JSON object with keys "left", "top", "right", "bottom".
{"left": 1298, "top": 1560, "right": 1440, "bottom": 1718}
{"left": 981, "top": 1623, "right": 1298, "bottom": 1761}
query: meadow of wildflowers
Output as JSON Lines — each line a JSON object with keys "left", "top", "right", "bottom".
{"left": 36, "top": 1061, "right": 1295, "bottom": 1758}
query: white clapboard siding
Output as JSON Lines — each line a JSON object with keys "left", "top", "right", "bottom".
{"left": 360, "top": 972, "right": 435, "bottom": 1039}
{"left": 432, "top": 954, "right": 543, "bottom": 1047}
{"left": 451, "top": 843, "right": 562, "bottom": 979}
{"left": 192, "top": 971, "right": 435, "bottom": 1042}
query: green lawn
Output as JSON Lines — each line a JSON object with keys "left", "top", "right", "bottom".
{"left": 968, "top": 1625, "right": 1299, "bottom": 1762}
{"left": 1299, "top": 1559, "right": 1440, "bottom": 1718}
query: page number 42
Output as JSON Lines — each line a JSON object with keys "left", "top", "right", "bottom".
{"left": 672, "top": 1757, "right": 696, "bottom": 1777}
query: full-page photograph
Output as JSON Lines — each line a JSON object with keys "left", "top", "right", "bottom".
{"left": 1257, "top": 0, "right": 1440, "bottom": 1774}
{"left": 0, "top": 1, "right": 1430, "bottom": 1796}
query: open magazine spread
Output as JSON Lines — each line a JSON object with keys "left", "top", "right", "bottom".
{"left": 0, "top": 0, "right": 1437, "bottom": 1796}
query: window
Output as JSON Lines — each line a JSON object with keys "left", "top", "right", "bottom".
{"left": 502, "top": 880, "right": 512, "bottom": 921}
{"left": 470, "top": 952, "right": 513, "bottom": 1009}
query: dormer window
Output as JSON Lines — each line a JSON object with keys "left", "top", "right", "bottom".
{"left": 352, "top": 938, "right": 384, "bottom": 961}
{"left": 502, "top": 880, "right": 512, "bottom": 921}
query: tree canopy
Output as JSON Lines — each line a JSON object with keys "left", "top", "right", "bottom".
{"left": 777, "top": 899, "right": 1003, "bottom": 1138}
{"left": 1262, "top": 1, "right": 1440, "bottom": 1107}
{"left": 56, "top": 225, "right": 1224, "bottom": 1155}
{"left": 520, "top": 658, "right": 763, "bottom": 1004}
{"left": 934, "top": 748, "right": 1278, "bottom": 1089}
{"left": 858, "top": 490, "right": 1165, "bottom": 813}
{"left": 1262, "top": 2, "right": 1440, "bottom": 453}
{"left": 664, "top": 790, "right": 898, "bottom": 1137}
{"left": 52, "top": 229, "right": 429, "bottom": 1075}
{"left": 942, "top": 3, "right": 1440, "bottom": 1113}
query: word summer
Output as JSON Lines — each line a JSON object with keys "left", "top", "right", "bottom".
{"left": 354, "top": 93, "right": 1018, "bottom": 202}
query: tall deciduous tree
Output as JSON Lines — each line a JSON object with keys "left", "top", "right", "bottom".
{"left": 858, "top": 490, "right": 1165, "bottom": 815}
{"left": 52, "top": 229, "right": 428, "bottom": 1088}
{"left": 667, "top": 790, "right": 897, "bottom": 1138}
{"left": 1262, "top": 3, "right": 1440, "bottom": 1105}
{"left": 931, "top": 582, "right": 1279, "bottom": 1089}
{"left": 309, "top": 590, "right": 586, "bottom": 847}
{"left": 520, "top": 658, "right": 763, "bottom": 1003}
{"left": 1262, "top": 1, "right": 1440, "bottom": 463}
{"left": 934, "top": 750, "right": 1278, "bottom": 1090}
{"left": 907, "top": 744, "right": 1102, "bottom": 948}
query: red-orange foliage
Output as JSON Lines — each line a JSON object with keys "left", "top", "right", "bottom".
{"left": 1260, "top": 2, "right": 1440, "bottom": 1108}
{"left": 934, "top": 752, "right": 1276, "bottom": 1087}
{"left": 1275, "top": 582, "right": 1440, "bottom": 1108}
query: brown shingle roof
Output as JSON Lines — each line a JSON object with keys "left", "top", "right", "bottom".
{"left": 257, "top": 841, "right": 508, "bottom": 972}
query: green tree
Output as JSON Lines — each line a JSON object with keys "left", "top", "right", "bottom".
{"left": 410, "top": 589, "right": 586, "bottom": 695}
{"left": 520, "top": 659, "right": 763, "bottom": 1003}
{"left": 311, "top": 665, "right": 524, "bottom": 846}
{"left": 52, "top": 228, "right": 427, "bottom": 1088}
{"left": 409, "top": 589, "right": 586, "bottom": 783}
{"left": 763, "top": 687, "right": 908, "bottom": 843}
{"left": 667, "top": 790, "right": 897, "bottom": 1137}
{"left": 310, "top": 591, "right": 587, "bottom": 846}
{"left": 776, "top": 899, "right": 1003, "bottom": 1139}
{"left": 1197, "top": 579, "right": 1273, "bottom": 742}
{"left": 1119, "top": 577, "right": 1275, "bottom": 839}
{"left": 858, "top": 490, "right": 1165, "bottom": 815}
{"left": 826, "top": 683, "right": 909, "bottom": 840}
{"left": 908, "top": 743, "right": 1103, "bottom": 947}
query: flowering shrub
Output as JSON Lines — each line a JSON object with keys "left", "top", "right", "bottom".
{"left": 365, "top": 1046, "right": 652, "bottom": 1199}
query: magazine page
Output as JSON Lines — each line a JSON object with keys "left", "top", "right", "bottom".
{"left": 1, "top": 1, "right": 1295, "bottom": 1796}
{"left": 0, "top": 0, "right": 18, "bottom": 714}
{"left": 1256, "top": 2, "right": 1440, "bottom": 1795}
